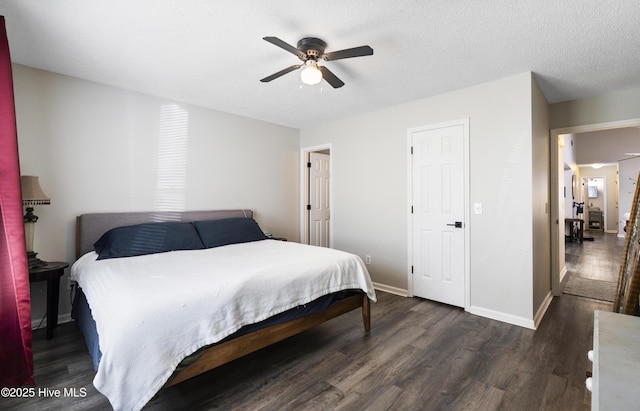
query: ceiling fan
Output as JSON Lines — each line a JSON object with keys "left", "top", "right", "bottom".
{"left": 260, "top": 36, "right": 373, "bottom": 88}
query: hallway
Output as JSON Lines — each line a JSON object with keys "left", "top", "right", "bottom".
{"left": 565, "top": 230, "right": 624, "bottom": 285}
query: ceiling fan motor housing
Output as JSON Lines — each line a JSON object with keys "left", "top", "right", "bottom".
{"left": 297, "top": 37, "right": 327, "bottom": 61}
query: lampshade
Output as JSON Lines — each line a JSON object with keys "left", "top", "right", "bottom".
{"left": 21, "top": 175, "right": 50, "bottom": 206}
{"left": 300, "top": 61, "right": 322, "bottom": 85}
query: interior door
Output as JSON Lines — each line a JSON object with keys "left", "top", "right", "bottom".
{"left": 410, "top": 121, "right": 466, "bottom": 307}
{"left": 309, "top": 152, "right": 330, "bottom": 247}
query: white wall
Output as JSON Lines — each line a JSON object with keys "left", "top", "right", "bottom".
{"left": 301, "top": 72, "right": 543, "bottom": 327}
{"left": 13, "top": 64, "right": 300, "bottom": 325}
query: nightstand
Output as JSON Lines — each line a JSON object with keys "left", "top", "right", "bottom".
{"left": 29, "top": 261, "right": 69, "bottom": 339}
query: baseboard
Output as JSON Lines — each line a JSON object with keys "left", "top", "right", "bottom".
{"left": 533, "top": 291, "right": 554, "bottom": 329}
{"left": 372, "top": 282, "right": 409, "bottom": 297}
{"left": 31, "top": 313, "right": 72, "bottom": 330}
{"left": 375, "top": 282, "right": 542, "bottom": 329}
{"left": 467, "top": 305, "right": 536, "bottom": 330}
{"left": 559, "top": 266, "right": 568, "bottom": 285}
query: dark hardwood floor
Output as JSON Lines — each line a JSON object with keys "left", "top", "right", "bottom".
{"left": 565, "top": 229, "right": 624, "bottom": 282}
{"left": 5, "top": 233, "right": 623, "bottom": 411}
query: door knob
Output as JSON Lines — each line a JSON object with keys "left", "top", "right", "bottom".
{"left": 446, "top": 221, "right": 463, "bottom": 228}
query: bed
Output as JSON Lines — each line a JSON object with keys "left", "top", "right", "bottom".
{"left": 70, "top": 209, "right": 376, "bottom": 411}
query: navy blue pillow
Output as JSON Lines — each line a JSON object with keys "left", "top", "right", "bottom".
{"left": 193, "top": 218, "right": 267, "bottom": 248}
{"left": 94, "top": 221, "right": 204, "bottom": 260}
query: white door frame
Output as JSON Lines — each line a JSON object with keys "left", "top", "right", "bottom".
{"left": 407, "top": 118, "right": 470, "bottom": 309}
{"left": 550, "top": 117, "right": 640, "bottom": 295}
{"left": 300, "top": 144, "right": 333, "bottom": 247}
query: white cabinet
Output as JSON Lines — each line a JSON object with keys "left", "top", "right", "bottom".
{"left": 590, "top": 310, "right": 640, "bottom": 410}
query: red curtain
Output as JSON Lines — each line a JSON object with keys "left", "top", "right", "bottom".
{"left": 0, "top": 16, "right": 34, "bottom": 387}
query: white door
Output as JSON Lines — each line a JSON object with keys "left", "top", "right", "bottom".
{"left": 309, "top": 152, "right": 330, "bottom": 247}
{"left": 410, "top": 121, "right": 466, "bottom": 307}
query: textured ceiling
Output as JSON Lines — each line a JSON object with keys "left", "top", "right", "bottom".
{"left": 1, "top": 1, "right": 640, "bottom": 129}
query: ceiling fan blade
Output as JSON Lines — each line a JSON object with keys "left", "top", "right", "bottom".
{"left": 322, "top": 45, "right": 373, "bottom": 61}
{"left": 263, "top": 37, "right": 305, "bottom": 60}
{"left": 318, "top": 66, "right": 345, "bottom": 88}
{"left": 260, "top": 65, "right": 302, "bottom": 83}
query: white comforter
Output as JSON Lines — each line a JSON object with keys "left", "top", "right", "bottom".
{"left": 70, "top": 239, "right": 376, "bottom": 411}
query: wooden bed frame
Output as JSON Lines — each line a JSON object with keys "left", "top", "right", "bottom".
{"left": 74, "top": 209, "right": 371, "bottom": 387}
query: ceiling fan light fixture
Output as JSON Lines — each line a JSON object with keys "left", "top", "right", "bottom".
{"left": 300, "top": 61, "right": 322, "bottom": 85}
{"left": 261, "top": 36, "right": 372, "bottom": 88}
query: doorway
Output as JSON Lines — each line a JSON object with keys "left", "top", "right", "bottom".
{"left": 550, "top": 118, "right": 640, "bottom": 295}
{"left": 582, "top": 176, "right": 606, "bottom": 232}
{"left": 300, "top": 144, "right": 332, "bottom": 247}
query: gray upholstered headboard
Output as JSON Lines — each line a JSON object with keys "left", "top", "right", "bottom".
{"left": 75, "top": 209, "right": 253, "bottom": 259}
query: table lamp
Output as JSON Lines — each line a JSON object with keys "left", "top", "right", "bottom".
{"left": 21, "top": 175, "right": 50, "bottom": 269}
